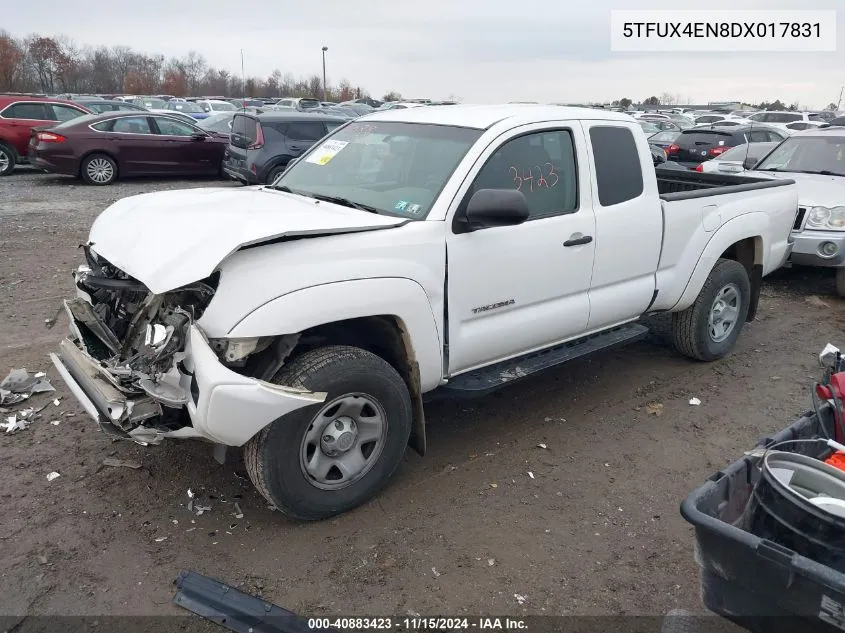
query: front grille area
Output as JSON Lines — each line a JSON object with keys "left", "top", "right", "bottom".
{"left": 793, "top": 207, "right": 807, "bottom": 231}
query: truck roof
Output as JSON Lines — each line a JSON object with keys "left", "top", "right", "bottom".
{"left": 361, "top": 104, "right": 635, "bottom": 130}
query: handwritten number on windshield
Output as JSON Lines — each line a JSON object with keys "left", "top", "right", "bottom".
{"left": 510, "top": 164, "right": 558, "bottom": 192}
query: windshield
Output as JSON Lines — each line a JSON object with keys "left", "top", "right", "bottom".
{"left": 755, "top": 135, "right": 845, "bottom": 176}
{"left": 137, "top": 98, "right": 167, "bottom": 109}
{"left": 197, "top": 113, "right": 233, "bottom": 133}
{"left": 273, "top": 121, "right": 482, "bottom": 219}
{"left": 168, "top": 102, "right": 202, "bottom": 113}
{"left": 209, "top": 101, "right": 236, "bottom": 111}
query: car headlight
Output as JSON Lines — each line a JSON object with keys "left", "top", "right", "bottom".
{"left": 806, "top": 206, "right": 845, "bottom": 230}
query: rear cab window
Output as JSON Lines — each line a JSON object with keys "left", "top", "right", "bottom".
{"left": 231, "top": 114, "right": 258, "bottom": 148}
{"left": 589, "top": 126, "right": 644, "bottom": 206}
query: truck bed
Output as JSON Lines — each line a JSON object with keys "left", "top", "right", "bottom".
{"left": 656, "top": 167, "right": 788, "bottom": 198}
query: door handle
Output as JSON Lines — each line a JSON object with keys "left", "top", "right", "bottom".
{"left": 564, "top": 234, "right": 593, "bottom": 247}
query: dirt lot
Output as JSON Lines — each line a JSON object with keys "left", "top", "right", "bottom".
{"left": 2, "top": 168, "right": 844, "bottom": 626}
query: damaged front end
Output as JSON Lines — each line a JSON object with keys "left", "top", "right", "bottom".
{"left": 51, "top": 246, "right": 218, "bottom": 442}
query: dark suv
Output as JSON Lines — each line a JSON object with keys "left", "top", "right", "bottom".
{"left": 672, "top": 124, "right": 787, "bottom": 169}
{"left": 222, "top": 112, "right": 346, "bottom": 185}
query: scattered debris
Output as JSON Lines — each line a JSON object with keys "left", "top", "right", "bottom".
{"left": 0, "top": 368, "right": 55, "bottom": 405}
{"left": 53, "top": 399, "right": 61, "bottom": 406}
{"left": 2, "top": 416, "right": 28, "bottom": 434}
{"left": 102, "top": 457, "right": 142, "bottom": 470}
{"left": 490, "top": 483, "right": 498, "bottom": 489}
{"left": 46, "top": 472, "right": 61, "bottom": 482}
{"left": 233, "top": 502, "right": 244, "bottom": 519}
{"left": 689, "top": 397, "right": 701, "bottom": 406}
{"left": 431, "top": 567, "right": 441, "bottom": 577}
{"left": 646, "top": 402, "right": 664, "bottom": 416}
{"left": 37, "top": 555, "right": 48, "bottom": 565}
{"left": 195, "top": 505, "right": 211, "bottom": 516}
{"left": 154, "top": 536, "right": 168, "bottom": 543}
{"left": 527, "top": 471, "right": 535, "bottom": 479}
{"left": 267, "top": 505, "right": 277, "bottom": 512}
{"left": 407, "top": 610, "right": 421, "bottom": 617}
{"left": 50, "top": 420, "right": 60, "bottom": 426}
{"left": 806, "top": 295, "right": 831, "bottom": 308}
{"left": 537, "top": 443, "right": 548, "bottom": 449}
{"left": 487, "top": 558, "right": 496, "bottom": 566}
{"left": 172, "top": 519, "right": 179, "bottom": 525}
{"left": 514, "top": 593, "right": 528, "bottom": 605}
{"left": 544, "top": 417, "right": 566, "bottom": 423}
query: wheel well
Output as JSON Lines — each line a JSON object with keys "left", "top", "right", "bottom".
{"left": 249, "top": 316, "right": 427, "bottom": 456}
{"left": 719, "top": 236, "right": 763, "bottom": 321}
{"left": 260, "top": 155, "right": 292, "bottom": 181}
{"left": 79, "top": 150, "right": 118, "bottom": 177}
{"left": 0, "top": 140, "right": 18, "bottom": 159}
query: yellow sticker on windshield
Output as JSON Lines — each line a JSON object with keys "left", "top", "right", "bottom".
{"left": 306, "top": 140, "right": 348, "bottom": 166}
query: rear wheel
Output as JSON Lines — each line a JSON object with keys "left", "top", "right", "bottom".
{"left": 672, "top": 258, "right": 751, "bottom": 361}
{"left": 244, "top": 345, "right": 412, "bottom": 521}
{"left": 0, "top": 143, "right": 16, "bottom": 176}
{"left": 265, "top": 165, "right": 286, "bottom": 186}
{"left": 836, "top": 268, "right": 845, "bottom": 298}
{"left": 81, "top": 153, "right": 117, "bottom": 185}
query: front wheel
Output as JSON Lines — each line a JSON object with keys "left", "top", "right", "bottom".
{"left": 836, "top": 268, "right": 845, "bottom": 298}
{"left": 244, "top": 345, "right": 412, "bottom": 521}
{"left": 0, "top": 143, "right": 16, "bottom": 176}
{"left": 672, "top": 258, "right": 751, "bottom": 361}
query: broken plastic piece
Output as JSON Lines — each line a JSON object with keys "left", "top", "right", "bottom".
{"left": 821, "top": 343, "right": 841, "bottom": 366}
{"left": 46, "top": 472, "right": 61, "bottom": 482}
{"left": 689, "top": 397, "right": 701, "bottom": 406}
{"left": 172, "top": 569, "right": 336, "bottom": 633}
{"left": 0, "top": 369, "right": 55, "bottom": 405}
{"left": 103, "top": 457, "right": 142, "bottom": 469}
{"left": 233, "top": 502, "right": 244, "bottom": 519}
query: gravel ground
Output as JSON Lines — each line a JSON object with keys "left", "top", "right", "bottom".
{"left": 1, "top": 167, "right": 844, "bottom": 630}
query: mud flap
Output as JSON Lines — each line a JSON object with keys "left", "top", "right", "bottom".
{"left": 173, "top": 570, "right": 338, "bottom": 633}
{"left": 407, "top": 360, "right": 426, "bottom": 457}
{"left": 746, "top": 264, "right": 763, "bottom": 322}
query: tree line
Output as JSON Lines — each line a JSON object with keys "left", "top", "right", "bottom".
{"left": 0, "top": 31, "right": 390, "bottom": 102}
{"left": 613, "top": 95, "right": 837, "bottom": 111}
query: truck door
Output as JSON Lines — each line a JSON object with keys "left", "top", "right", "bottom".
{"left": 445, "top": 124, "right": 597, "bottom": 374}
{"left": 580, "top": 121, "right": 662, "bottom": 330}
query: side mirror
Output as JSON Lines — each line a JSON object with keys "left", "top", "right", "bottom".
{"left": 742, "top": 156, "right": 757, "bottom": 170}
{"left": 460, "top": 189, "right": 530, "bottom": 232}
{"left": 190, "top": 132, "right": 208, "bottom": 141}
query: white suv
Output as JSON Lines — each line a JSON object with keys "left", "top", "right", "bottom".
{"left": 748, "top": 111, "right": 825, "bottom": 130}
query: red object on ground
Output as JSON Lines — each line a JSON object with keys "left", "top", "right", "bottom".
{"left": 817, "top": 371, "right": 845, "bottom": 443}
{"left": 825, "top": 451, "right": 845, "bottom": 472}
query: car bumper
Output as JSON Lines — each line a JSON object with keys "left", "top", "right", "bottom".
{"left": 788, "top": 229, "right": 845, "bottom": 268}
{"left": 52, "top": 323, "right": 326, "bottom": 447}
{"left": 221, "top": 160, "right": 257, "bottom": 184}
{"left": 29, "top": 154, "right": 77, "bottom": 175}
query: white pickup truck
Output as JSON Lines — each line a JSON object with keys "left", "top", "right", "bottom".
{"left": 51, "top": 105, "right": 799, "bottom": 520}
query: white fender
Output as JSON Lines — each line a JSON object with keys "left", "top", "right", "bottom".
{"left": 227, "top": 278, "right": 444, "bottom": 391}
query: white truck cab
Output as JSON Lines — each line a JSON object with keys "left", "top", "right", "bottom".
{"left": 51, "top": 105, "right": 799, "bottom": 520}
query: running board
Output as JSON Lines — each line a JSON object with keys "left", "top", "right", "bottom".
{"left": 440, "top": 323, "right": 649, "bottom": 396}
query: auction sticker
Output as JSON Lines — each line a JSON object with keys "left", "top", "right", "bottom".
{"left": 306, "top": 140, "right": 348, "bottom": 165}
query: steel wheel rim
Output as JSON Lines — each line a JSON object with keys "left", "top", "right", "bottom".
{"left": 86, "top": 158, "right": 114, "bottom": 183}
{"left": 0, "top": 150, "right": 10, "bottom": 173}
{"left": 709, "top": 282, "right": 741, "bottom": 343}
{"left": 299, "top": 393, "right": 388, "bottom": 491}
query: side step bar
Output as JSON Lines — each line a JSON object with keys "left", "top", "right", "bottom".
{"left": 440, "top": 323, "right": 649, "bottom": 396}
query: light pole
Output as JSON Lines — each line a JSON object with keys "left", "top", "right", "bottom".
{"left": 321, "top": 46, "right": 328, "bottom": 102}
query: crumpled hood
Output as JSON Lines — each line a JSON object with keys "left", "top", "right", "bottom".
{"left": 755, "top": 171, "right": 845, "bottom": 208}
{"left": 88, "top": 186, "right": 408, "bottom": 294}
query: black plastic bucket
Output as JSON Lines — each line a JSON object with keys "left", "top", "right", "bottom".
{"left": 744, "top": 450, "right": 845, "bottom": 572}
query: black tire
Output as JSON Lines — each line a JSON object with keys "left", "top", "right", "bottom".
{"left": 80, "top": 153, "right": 118, "bottom": 185}
{"left": 0, "top": 143, "right": 16, "bottom": 176}
{"left": 264, "top": 165, "right": 286, "bottom": 186}
{"left": 837, "top": 268, "right": 845, "bottom": 299}
{"left": 244, "top": 345, "right": 412, "bottom": 521}
{"left": 672, "top": 258, "right": 751, "bottom": 361}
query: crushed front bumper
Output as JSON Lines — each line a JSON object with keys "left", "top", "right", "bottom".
{"left": 52, "top": 325, "right": 327, "bottom": 446}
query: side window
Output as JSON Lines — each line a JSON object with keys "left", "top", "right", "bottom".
{"left": 469, "top": 129, "right": 578, "bottom": 219}
{"left": 325, "top": 121, "right": 344, "bottom": 132}
{"left": 91, "top": 120, "right": 114, "bottom": 132}
{"left": 589, "top": 126, "right": 644, "bottom": 207}
{"left": 154, "top": 117, "right": 197, "bottom": 136}
{"left": 287, "top": 122, "right": 327, "bottom": 141}
{"left": 49, "top": 104, "right": 85, "bottom": 122}
{"left": 749, "top": 130, "right": 769, "bottom": 142}
{"left": 767, "top": 131, "right": 785, "bottom": 142}
{"left": 3, "top": 102, "right": 49, "bottom": 120}
{"left": 112, "top": 117, "right": 153, "bottom": 134}
{"left": 748, "top": 112, "right": 765, "bottom": 122}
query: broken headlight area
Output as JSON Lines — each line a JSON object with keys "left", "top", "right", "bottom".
{"left": 64, "top": 247, "right": 220, "bottom": 431}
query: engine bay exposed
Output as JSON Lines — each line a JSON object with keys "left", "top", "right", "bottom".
{"left": 67, "top": 246, "right": 219, "bottom": 429}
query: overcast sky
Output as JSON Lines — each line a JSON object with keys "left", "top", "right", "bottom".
{"left": 6, "top": 0, "right": 844, "bottom": 107}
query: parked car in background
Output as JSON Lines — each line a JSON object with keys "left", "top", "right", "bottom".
{"left": 637, "top": 121, "right": 662, "bottom": 135}
{"left": 379, "top": 102, "right": 427, "bottom": 110}
{"left": 131, "top": 97, "right": 169, "bottom": 112}
{"left": 0, "top": 95, "right": 91, "bottom": 175}
{"left": 222, "top": 111, "right": 346, "bottom": 185}
{"left": 747, "top": 111, "right": 829, "bottom": 130}
{"left": 784, "top": 121, "right": 826, "bottom": 133}
{"left": 230, "top": 98, "right": 265, "bottom": 109}
{"left": 337, "top": 102, "right": 375, "bottom": 116}
{"left": 73, "top": 99, "right": 148, "bottom": 114}
{"left": 695, "top": 114, "right": 729, "bottom": 125}
{"left": 274, "top": 97, "right": 321, "bottom": 110}
{"left": 671, "top": 125, "right": 786, "bottom": 168}
{"left": 28, "top": 111, "right": 228, "bottom": 185}
{"left": 749, "top": 126, "right": 845, "bottom": 295}
{"left": 648, "top": 129, "right": 681, "bottom": 152}
{"left": 196, "top": 99, "right": 238, "bottom": 114}
{"left": 197, "top": 112, "right": 236, "bottom": 135}
{"left": 696, "top": 142, "right": 779, "bottom": 174}
{"left": 166, "top": 100, "right": 210, "bottom": 120}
